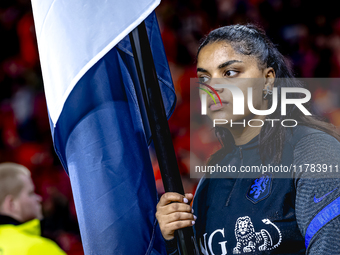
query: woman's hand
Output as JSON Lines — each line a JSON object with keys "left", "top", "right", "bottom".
{"left": 156, "top": 192, "right": 196, "bottom": 240}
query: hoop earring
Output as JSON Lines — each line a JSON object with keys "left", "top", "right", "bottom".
{"left": 263, "top": 87, "right": 273, "bottom": 99}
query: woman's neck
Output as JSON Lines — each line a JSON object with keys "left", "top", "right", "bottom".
{"left": 229, "top": 125, "right": 261, "bottom": 146}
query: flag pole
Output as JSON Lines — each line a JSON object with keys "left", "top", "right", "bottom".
{"left": 129, "top": 21, "right": 199, "bottom": 255}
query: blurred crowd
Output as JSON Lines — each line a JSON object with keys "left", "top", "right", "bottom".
{"left": 0, "top": 0, "right": 339, "bottom": 253}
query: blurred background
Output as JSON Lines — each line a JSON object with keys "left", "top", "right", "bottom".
{"left": 1, "top": 0, "right": 339, "bottom": 253}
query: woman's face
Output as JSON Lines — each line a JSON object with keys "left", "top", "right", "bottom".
{"left": 197, "top": 41, "right": 274, "bottom": 123}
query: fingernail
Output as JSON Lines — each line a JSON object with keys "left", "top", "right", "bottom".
{"left": 183, "top": 198, "right": 188, "bottom": 203}
{"left": 192, "top": 221, "right": 195, "bottom": 225}
{"left": 194, "top": 215, "right": 197, "bottom": 220}
{"left": 191, "top": 208, "right": 194, "bottom": 213}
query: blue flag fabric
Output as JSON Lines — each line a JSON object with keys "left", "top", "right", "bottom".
{"left": 32, "top": 4, "right": 175, "bottom": 255}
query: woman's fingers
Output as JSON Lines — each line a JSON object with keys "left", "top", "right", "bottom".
{"left": 164, "top": 202, "right": 192, "bottom": 214}
{"left": 167, "top": 212, "right": 197, "bottom": 223}
{"left": 157, "top": 192, "right": 194, "bottom": 214}
{"left": 161, "top": 220, "right": 196, "bottom": 240}
{"left": 157, "top": 212, "right": 196, "bottom": 231}
{"left": 156, "top": 192, "right": 196, "bottom": 240}
{"left": 158, "top": 192, "right": 191, "bottom": 207}
{"left": 184, "top": 193, "right": 194, "bottom": 203}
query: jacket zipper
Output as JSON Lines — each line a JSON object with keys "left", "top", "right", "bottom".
{"left": 239, "top": 146, "right": 244, "bottom": 167}
{"left": 226, "top": 147, "right": 243, "bottom": 206}
{"left": 239, "top": 146, "right": 243, "bottom": 159}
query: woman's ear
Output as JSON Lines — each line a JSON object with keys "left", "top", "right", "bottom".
{"left": 263, "top": 67, "right": 275, "bottom": 90}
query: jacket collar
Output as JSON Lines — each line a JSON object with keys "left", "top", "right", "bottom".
{"left": 231, "top": 134, "right": 259, "bottom": 151}
{"left": 0, "top": 214, "right": 41, "bottom": 236}
{"left": 0, "top": 214, "right": 21, "bottom": 225}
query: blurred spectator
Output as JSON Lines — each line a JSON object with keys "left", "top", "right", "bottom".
{"left": 0, "top": 162, "right": 66, "bottom": 254}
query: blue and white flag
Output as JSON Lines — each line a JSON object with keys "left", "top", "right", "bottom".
{"left": 31, "top": 1, "right": 176, "bottom": 254}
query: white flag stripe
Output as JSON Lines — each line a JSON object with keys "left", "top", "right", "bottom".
{"left": 31, "top": 0, "right": 160, "bottom": 126}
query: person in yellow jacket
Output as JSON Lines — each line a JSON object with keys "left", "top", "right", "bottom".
{"left": 0, "top": 162, "right": 66, "bottom": 254}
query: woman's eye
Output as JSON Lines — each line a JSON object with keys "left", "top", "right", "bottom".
{"left": 199, "top": 76, "right": 210, "bottom": 83}
{"left": 225, "top": 70, "right": 238, "bottom": 77}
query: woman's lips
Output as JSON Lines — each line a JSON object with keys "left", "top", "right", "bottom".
{"left": 209, "top": 101, "right": 228, "bottom": 111}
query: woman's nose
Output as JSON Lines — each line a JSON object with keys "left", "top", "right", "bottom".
{"left": 210, "top": 81, "right": 224, "bottom": 94}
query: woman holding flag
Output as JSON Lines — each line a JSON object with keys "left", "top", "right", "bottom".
{"left": 156, "top": 24, "right": 340, "bottom": 254}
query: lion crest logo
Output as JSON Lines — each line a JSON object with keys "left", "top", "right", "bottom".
{"left": 247, "top": 173, "right": 272, "bottom": 203}
{"left": 233, "top": 216, "right": 281, "bottom": 254}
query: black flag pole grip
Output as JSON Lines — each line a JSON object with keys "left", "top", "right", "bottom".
{"left": 129, "top": 21, "right": 199, "bottom": 255}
